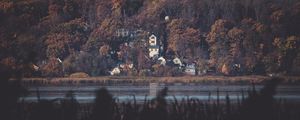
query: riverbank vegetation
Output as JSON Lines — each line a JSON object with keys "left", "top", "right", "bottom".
{"left": 10, "top": 75, "right": 300, "bottom": 86}
{"left": 14, "top": 76, "right": 300, "bottom": 86}
{"left": 1, "top": 0, "right": 300, "bottom": 77}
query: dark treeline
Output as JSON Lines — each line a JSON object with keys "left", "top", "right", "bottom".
{"left": 3, "top": 78, "right": 300, "bottom": 120}
{"left": 1, "top": 0, "right": 300, "bottom": 77}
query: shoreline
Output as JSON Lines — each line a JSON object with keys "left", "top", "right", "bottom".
{"left": 10, "top": 75, "right": 300, "bottom": 85}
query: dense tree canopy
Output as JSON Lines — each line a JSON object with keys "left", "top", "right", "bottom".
{"left": 1, "top": 0, "right": 299, "bottom": 77}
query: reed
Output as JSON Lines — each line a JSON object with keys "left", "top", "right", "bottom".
{"left": 9, "top": 78, "right": 300, "bottom": 120}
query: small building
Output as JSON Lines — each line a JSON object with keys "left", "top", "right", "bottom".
{"left": 148, "top": 34, "right": 160, "bottom": 58}
{"left": 173, "top": 57, "right": 183, "bottom": 67}
{"left": 149, "top": 46, "right": 160, "bottom": 58}
{"left": 116, "top": 28, "right": 130, "bottom": 37}
{"left": 185, "top": 64, "right": 196, "bottom": 75}
{"left": 158, "top": 57, "right": 166, "bottom": 66}
{"left": 110, "top": 67, "right": 121, "bottom": 75}
{"left": 198, "top": 69, "right": 207, "bottom": 76}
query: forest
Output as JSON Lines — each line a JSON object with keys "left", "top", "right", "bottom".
{"left": 0, "top": 0, "right": 299, "bottom": 77}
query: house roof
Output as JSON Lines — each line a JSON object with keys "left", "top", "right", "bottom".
{"left": 149, "top": 34, "right": 157, "bottom": 40}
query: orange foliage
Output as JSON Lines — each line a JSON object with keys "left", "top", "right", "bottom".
{"left": 41, "top": 57, "right": 63, "bottom": 77}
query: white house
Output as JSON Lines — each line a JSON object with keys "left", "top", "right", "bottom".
{"left": 110, "top": 67, "right": 121, "bottom": 75}
{"left": 173, "top": 57, "right": 183, "bottom": 66}
{"left": 148, "top": 34, "right": 160, "bottom": 58}
{"left": 149, "top": 46, "right": 160, "bottom": 58}
{"left": 149, "top": 34, "right": 157, "bottom": 45}
{"left": 158, "top": 57, "right": 166, "bottom": 66}
{"left": 185, "top": 64, "right": 196, "bottom": 75}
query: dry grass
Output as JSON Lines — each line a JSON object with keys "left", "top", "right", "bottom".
{"left": 14, "top": 75, "right": 300, "bottom": 84}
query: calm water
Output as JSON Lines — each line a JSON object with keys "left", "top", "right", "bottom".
{"left": 21, "top": 83, "right": 300, "bottom": 103}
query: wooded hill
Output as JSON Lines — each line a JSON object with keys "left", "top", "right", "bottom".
{"left": 0, "top": 0, "right": 299, "bottom": 77}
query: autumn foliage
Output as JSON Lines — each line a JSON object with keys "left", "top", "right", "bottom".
{"left": 1, "top": 0, "right": 300, "bottom": 77}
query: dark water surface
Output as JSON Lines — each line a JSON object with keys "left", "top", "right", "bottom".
{"left": 20, "top": 82, "right": 300, "bottom": 103}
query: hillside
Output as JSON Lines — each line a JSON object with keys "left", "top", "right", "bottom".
{"left": 0, "top": 0, "right": 300, "bottom": 77}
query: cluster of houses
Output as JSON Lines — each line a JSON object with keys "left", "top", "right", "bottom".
{"left": 109, "top": 33, "right": 199, "bottom": 76}
{"left": 30, "top": 26, "right": 242, "bottom": 77}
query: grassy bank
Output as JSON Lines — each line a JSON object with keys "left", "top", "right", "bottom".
{"left": 14, "top": 75, "right": 300, "bottom": 85}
